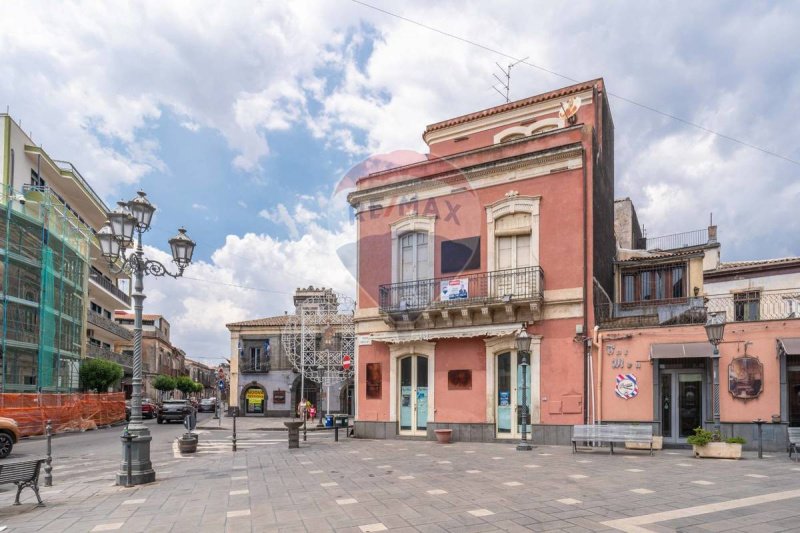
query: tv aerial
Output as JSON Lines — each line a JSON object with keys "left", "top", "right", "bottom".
{"left": 492, "top": 57, "right": 529, "bottom": 103}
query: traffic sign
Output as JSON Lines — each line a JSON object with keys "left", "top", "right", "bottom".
{"left": 218, "top": 379, "right": 225, "bottom": 390}
{"left": 342, "top": 355, "right": 351, "bottom": 370}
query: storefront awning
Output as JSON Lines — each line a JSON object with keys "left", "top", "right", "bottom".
{"left": 779, "top": 338, "right": 800, "bottom": 355}
{"left": 650, "top": 342, "right": 713, "bottom": 360}
{"left": 369, "top": 323, "right": 523, "bottom": 344}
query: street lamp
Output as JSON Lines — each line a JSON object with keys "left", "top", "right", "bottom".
{"left": 99, "top": 190, "right": 195, "bottom": 486}
{"left": 704, "top": 311, "right": 726, "bottom": 431}
{"left": 515, "top": 329, "right": 533, "bottom": 451}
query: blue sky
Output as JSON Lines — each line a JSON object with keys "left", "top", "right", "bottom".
{"left": 1, "top": 1, "right": 798, "bottom": 363}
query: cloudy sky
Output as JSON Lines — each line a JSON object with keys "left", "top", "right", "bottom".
{"left": 2, "top": 1, "right": 798, "bottom": 364}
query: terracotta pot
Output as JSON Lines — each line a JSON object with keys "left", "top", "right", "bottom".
{"left": 434, "top": 429, "right": 452, "bottom": 444}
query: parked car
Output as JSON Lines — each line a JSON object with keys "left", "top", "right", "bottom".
{"left": 125, "top": 400, "right": 157, "bottom": 421}
{"left": 198, "top": 398, "right": 217, "bottom": 413}
{"left": 0, "top": 417, "right": 20, "bottom": 459}
{"left": 157, "top": 400, "right": 196, "bottom": 424}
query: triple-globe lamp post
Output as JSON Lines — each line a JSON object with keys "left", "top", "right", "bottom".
{"left": 97, "top": 191, "right": 195, "bottom": 486}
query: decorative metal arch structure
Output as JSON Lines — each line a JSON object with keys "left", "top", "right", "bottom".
{"left": 281, "top": 293, "right": 355, "bottom": 388}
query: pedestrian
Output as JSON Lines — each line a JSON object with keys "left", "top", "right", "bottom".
{"left": 308, "top": 404, "right": 317, "bottom": 421}
{"left": 297, "top": 397, "right": 306, "bottom": 420}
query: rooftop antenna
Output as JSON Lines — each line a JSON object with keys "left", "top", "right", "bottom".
{"left": 492, "top": 57, "right": 529, "bottom": 103}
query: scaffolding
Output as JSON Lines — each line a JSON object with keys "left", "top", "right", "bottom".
{"left": 1, "top": 185, "right": 93, "bottom": 395}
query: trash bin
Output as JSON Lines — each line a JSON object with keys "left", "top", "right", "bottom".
{"left": 336, "top": 415, "right": 348, "bottom": 428}
{"left": 325, "top": 414, "right": 334, "bottom": 428}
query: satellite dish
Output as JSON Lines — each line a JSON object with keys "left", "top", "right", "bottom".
{"left": 558, "top": 96, "right": 582, "bottom": 124}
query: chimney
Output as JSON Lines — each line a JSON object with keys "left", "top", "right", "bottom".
{"left": 708, "top": 224, "right": 717, "bottom": 243}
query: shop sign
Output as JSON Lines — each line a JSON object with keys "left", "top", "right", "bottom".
{"left": 440, "top": 278, "right": 468, "bottom": 301}
{"left": 273, "top": 389, "right": 286, "bottom": 404}
{"left": 499, "top": 391, "right": 510, "bottom": 406}
{"left": 615, "top": 374, "right": 639, "bottom": 399}
{"left": 245, "top": 388, "right": 265, "bottom": 401}
{"left": 729, "top": 356, "right": 764, "bottom": 399}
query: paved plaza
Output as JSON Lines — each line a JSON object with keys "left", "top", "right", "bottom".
{"left": 1, "top": 423, "right": 800, "bottom": 532}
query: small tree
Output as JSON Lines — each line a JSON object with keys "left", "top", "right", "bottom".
{"left": 193, "top": 381, "right": 204, "bottom": 396}
{"left": 80, "top": 359, "right": 124, "bottom": 392}
{"left": 152, "top": 375, "right": 176, "bottom": 402}
{"left": 176, "top": 376, "right": 197, "bottom": 399}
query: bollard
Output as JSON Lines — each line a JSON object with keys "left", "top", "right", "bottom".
{"left": 303, "top": 418, "right": 307, "bottom": 442}
{"left": 232, "top": 412, "right": 237, "bottom": 452}
{"left": 334, "top": 424, "right": 339, "bottom": 442}
{"left": 44, "top": 420, "right": 53, "bottom": 487}
{"left": 754, "top": 418, "right": 764, "bottom": 459}
{"left": 121, "top": 428, "right": 134, "bottom": 488}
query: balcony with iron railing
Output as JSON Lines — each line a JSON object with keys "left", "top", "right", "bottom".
{"left": 636, "top": 228, "right": 711, "bottom": 251}
{"left": 596, "top": 290, "right": 800, "bottom": 329}
{"left": 239, "top": 358, "right": 272, "bottom": 374}
{"left": 89, "top": 269, "right": 131, "bottom": 306}
{"left": 86, "top": 342, "right": 133, "bottom": 371}
{"left": 379, "top": 266, "right": 544, "bottom": 326}
{"left": 87, "top": 310, "right": 133, "bottom": 341}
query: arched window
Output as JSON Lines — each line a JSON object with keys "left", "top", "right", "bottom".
{"left": 499, "top": 133, "right": 526, "bottom": 143}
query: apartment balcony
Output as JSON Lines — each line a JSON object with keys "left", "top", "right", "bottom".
{"left": 378, "top": 266, "right": 544, "bottom": 328}
{"left": 89, "top": 269, "right": 131, "bottom": 306}
{"left": 596, "top": 290, "right": 800, "bottom": 329}
{"left": 87, "top": 310, "right": 133, "bottom": 341}
{"left": 239, "top": 359, "right": 271, "bottom": 374}
{"left": 86, "top": 343, "right": 133, "bottom": 372}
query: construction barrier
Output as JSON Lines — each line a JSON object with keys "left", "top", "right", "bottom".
{"left": 0, "top": 393, "right": 126, "bottom": 437}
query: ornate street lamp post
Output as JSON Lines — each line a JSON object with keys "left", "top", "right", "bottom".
{"left": 98, "top": 191, "right": 195, "bottom": 486}
{"left": 516, "top": 330, "right": 533, "bottom": 451}
{"left": 704, "top": 311, "right": 726, "bottom": 432}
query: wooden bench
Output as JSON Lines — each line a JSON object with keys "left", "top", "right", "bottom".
{"left": 788, "top": 427, "right": 800, "bottom": 462}
{"left": 0, "top": 458, "right": 45, "bottom": 506}
{"left": 572, "top": 424, "right": 654, "bottom": 456}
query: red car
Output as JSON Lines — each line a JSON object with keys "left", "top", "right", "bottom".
{"left": 125, "top": 400, "right": 157, "bottom": 420}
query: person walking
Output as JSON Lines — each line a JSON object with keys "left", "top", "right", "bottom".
{"left": 297, "top": 398, "right": 307, "bottom": 420}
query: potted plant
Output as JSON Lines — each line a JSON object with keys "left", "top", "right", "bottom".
{"left": 687, "top": 427, "right": 744, "bottom": 459}
{"left": 434, "top": 428, "right": 452, "bottom": 444}
{"left": 177, "top": 432, "right": 198, "bottom": 453}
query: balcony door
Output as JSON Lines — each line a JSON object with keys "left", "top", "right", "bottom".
{"left": 399, "top": 232, "right": 430, "bottom": 308}
{"left": 398, "top": 355, "right": 428, "bottom": 436}
{"left": 495, "top": 232, "right": 531, "bottom": 297}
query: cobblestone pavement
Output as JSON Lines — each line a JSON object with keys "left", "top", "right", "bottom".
{"left": 1, "top": 430, "right": 799, "bottom": 532}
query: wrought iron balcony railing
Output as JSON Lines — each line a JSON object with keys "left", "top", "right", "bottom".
{"left": 87, "top": 310, "right": 133, "bottom": 341}
{"left": 636, "top": 228, "right": 709, "bottom": 251}
{"left": 239, "top": 359, "right": 272, "bottom": 373}
{"left": 596, "top": 290, "right": 800, "bottom": 328}
{"left": 86, "top": 343, "right": 133, "bottom": 370}
{"left": 379, "top": 266, "right": 544, "bottom": 314}
{"left": 89, "top": 269, "right": 131, "bottom": 306}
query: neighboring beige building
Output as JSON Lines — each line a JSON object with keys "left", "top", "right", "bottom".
{"left": 114, "top": 313, "right": 187, "bottom": 400}
{"left": 186, "top": 358, "right": 215, "bottom": 398}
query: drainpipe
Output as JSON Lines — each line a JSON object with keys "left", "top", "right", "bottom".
{"left": 594, "top": 326, "right": 602, "bottom": 425}
{"left": 581, "top": 147, "right": 589, "bottom": 425}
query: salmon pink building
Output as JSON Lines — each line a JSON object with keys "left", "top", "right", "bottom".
{"left": 348, "top": 80, "right": 615, "bottom": 442}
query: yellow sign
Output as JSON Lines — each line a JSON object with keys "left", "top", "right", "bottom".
{"left": 245, "top": 389, "right": 265, "bottom": 401}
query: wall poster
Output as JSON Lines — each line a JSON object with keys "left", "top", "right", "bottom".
{"left": 366, "top": 363, "right": 382, "bottom": 399}
{"left": 729, "top": 356, "right": 764, "bottom": 399}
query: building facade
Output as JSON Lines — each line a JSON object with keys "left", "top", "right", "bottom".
{"left": 594, "top": 200, "right": 800, "bottom": 451}
{"left": 0, "top": 114, "right": 132, "bottom": 393}
{"left": 348, "top": 80, "right": 615, "bottom": 442}
{"left": 227, "top": 287, "right": 354, "bottom": 417}
{"left": 186, "top": 358, "right": 215, "bottom": 399}
{"left": 114, "top": 313, "right": 186, "bottom": 400}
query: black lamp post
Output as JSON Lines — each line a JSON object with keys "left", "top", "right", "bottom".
{"left": 515, "top": 330, "right": 533, "bottom": 451}
{"left": 98, "top": 191, "right": 195, "bottom": 486}
{"left": 704, "top": 311, "right": 726, "bottom": 431}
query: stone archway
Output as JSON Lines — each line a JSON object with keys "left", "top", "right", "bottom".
{"left": 339, "top": 378, "right": 355, "bottom": 415}
{"left": 240, "top": 381, "right": 267, "bottom": 416}
{"left": 291, "top": 374, "right": 319, "bottom": 417}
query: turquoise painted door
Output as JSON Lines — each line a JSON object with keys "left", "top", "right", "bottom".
{"left": 496, "top": 351, "right": 532, "bottom": 438}
{"left": 398, "top": 355, "right": 428, "bottom": 435}
{"left": 497, "top": 352, "right": 512, "bottom": 434}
